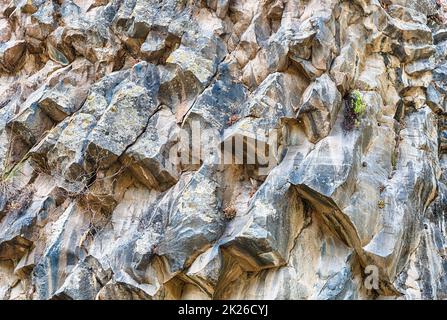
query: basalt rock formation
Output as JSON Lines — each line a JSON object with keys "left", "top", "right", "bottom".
{"left": 1, "top": 0, "right": 447, "bottom": 300}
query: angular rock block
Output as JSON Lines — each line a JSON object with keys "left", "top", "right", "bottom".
{"left": 296, "top": 73, "right": 341, "bottom": 143}
{"left": 166, "top": 46, "right": 217, "bottom": 87}
{"left": 405, "top": 58, "right": 435, "bottom": 76}
{"left": 240, "top": 72, "right": 301, "bottom": 121}
{"left": 32, "top": 203, "right": 91, "bottom": 299}
{"left": 0, "top": 40, "right": 27, "bottom": 73}
{"left": 0, "top": 196, "right": 55, "bottom": 261}
{"left": 1, "top": 0, "right": 447, "bottom": 301}
{"left": 81, "top": 70, "right": 132, "bottom": 120}
{"left": 29, "top": 119, "right": 69, "bottom": 169}
{"left": 38, "top": 59, "right": 96, "bottom": 122}
{"left": 6, "top": 103, "right": 53, "bottom": 148}
{"left": 184, "top": 246, "right": 223, "bottom": 296}
{"left": 48, "top": 113, "right": 97, "bottom": 183}
{"left": 122, "top": 106, "right": 180, "bottom": 191}
{"left": 183, "top": 66, "right": 248, "bottom": 132}
{"left": 96, "top": 280, "right": 152, "bottom": 300}
{"left": 384, "top": 16, "right": 433, "bottom": 44}
{"left": 155, "top": 165, "right": 225, "bottom": 274}
{"left": 86, "top": 82, "right": 157, "bottom": 169}
{"left": 220, "top": 165, "right": 305, "bottom": 271}
{"left": 52, "top": 256, "right": 111, "bottom": 300}
{"left": 221, "top": 117, "right": 277, "bottom": 173}
{"left": 157, "top": 64, "right": 203, "bottom": 121}
{"left": 393, "top": 43, "right": 436, "bottom": 63}
{"left": 38, "top": 85, "right": 84, "bottom": 122}
{"left": 330, "top": 44, "right": 359, "bottom": 94}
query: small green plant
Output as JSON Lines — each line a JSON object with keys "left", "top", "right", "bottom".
{"left": 391, "top": 151, "right": 397, "bottom": 169}
{"left": 342, "top": 90, "right": 367, "bottom": 132}
{"left": 352, "top": 90, "right": 367, "bottom": 115}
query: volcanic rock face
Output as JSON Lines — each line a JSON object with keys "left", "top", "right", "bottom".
{"left": 1, "top": 0, "right": 447, "bottom": 300}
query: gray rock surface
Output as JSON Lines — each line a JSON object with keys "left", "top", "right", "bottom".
{"left": 1, "top": 0, "right": 447, "bottom": 300}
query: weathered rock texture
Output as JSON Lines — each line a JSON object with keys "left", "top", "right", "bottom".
{"left": 1, "top": 0, "right": 447, "bottom": 300}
